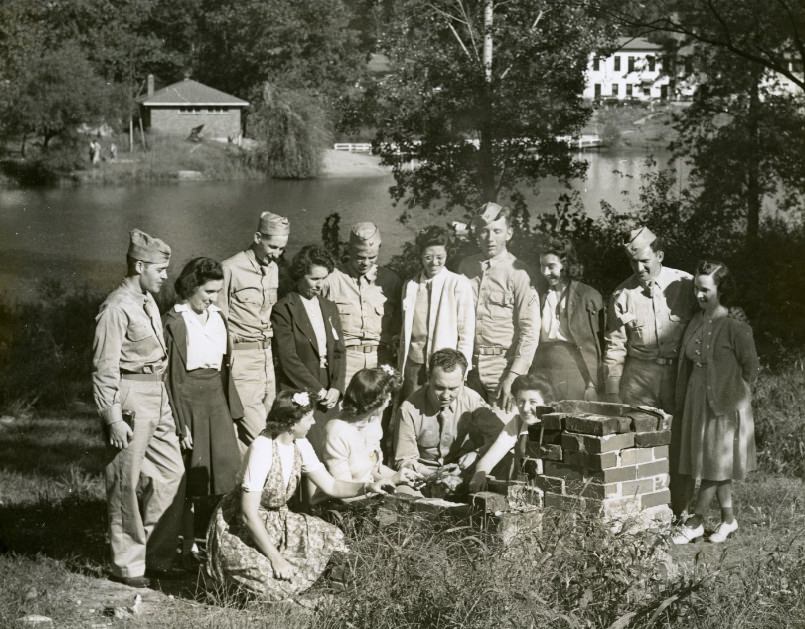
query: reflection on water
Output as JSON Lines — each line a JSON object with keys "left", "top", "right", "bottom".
{"left": 0, "top": 150, "right": 677, "bottom": 300}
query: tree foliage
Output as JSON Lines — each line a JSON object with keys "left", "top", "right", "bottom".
{"left": 361, "top": 0, "right": 617, "bottom": 218}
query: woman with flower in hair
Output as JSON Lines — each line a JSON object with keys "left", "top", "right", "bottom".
{"left": 207, "top": 390, "right": 392, "bottom": 599}
{"left": 323, "top": 367, "right": 422, "bottom": 487}
{"left": 671, "top": 260, "right": 759, "bottom": 545}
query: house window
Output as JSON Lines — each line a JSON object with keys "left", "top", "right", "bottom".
{"left": 648, "top": 56, "right": 656, "bottom": 71}
{"left": 626, "top": 84, "right": 633, "bottom": 97}
{"left": 178, "top": 107, "right": 203, "bottom": 114}
{"left": 643, "top": 86, "right": 651, "bottom": 96}
{"left": 614, "top": 55, "right": 621, "bottom": 72}
{"left": 613, "top": 83, "right": 620, "bottom": 97}
{"left": 594, "top": 83, "right": 602, "bottom": 98}
{"left": 628, "top": 56, "right": 635, "bottom": 72}
{"left": 593, "top": 57, "right": 600, "bottom": 71}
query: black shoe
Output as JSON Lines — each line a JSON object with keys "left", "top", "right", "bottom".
{"left": 146, "top": 564, "right": 188, "bottom": 580}
{"left": 110, "top": 574, "right": 151, "bottom": 588}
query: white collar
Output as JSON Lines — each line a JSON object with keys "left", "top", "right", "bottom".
{"left": 174, "top": 303, "right": 221, "bottom": 314}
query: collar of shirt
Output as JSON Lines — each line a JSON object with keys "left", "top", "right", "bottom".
{"left": 246, "top": 245, "right": 273, "bottom": 270}
{"left": 119, "top": 279, "right": 150, "bottom": 305}
{"left": 417, "top": 267, "right": 444, "bottom": 285}
{"left": 299, "top": 294, "right": 319, "bottom": 306}
{"left": 425, "top": 386, "right": 457, "bottom": 416}
{"left": 173, "top": 303, "right": 221, "bottom": 314}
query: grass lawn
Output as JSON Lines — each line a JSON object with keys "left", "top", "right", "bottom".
{"left": 1, "top": 411, "right": 804, "bottom": 628}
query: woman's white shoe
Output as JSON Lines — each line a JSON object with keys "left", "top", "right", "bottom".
{"left": 708, "top": 519, "right": 738, "bottom": 543}
{"left": 671, "top": 523, "right": 704, "bottom": 545}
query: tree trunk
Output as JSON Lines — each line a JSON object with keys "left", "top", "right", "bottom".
{"left": 745, "top": 69, "right": 761, "bottom": 247}
{"left": 479, "top": 0, "right": 496, "bottom": 202}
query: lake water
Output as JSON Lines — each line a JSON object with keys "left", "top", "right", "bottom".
{"left": 0, "top": 150, "right": 679, "bottom": 300}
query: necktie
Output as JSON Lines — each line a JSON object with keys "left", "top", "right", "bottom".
{"left": 437, "top": 406, "right": 453, "bottom": 460}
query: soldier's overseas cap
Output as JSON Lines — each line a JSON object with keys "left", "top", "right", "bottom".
{"left": 127, "top": 228, "right": 171, "bottom": 264}
{"left": 624, "top": 226, "right": 657, "bottom": 255}
{"left": 472, "top": 202, "right": 510, "bottom": 227}
{"left": 349, "top": 222, "right": 382, "bottom": 249}
{"left": 258, "top": 211, "right": 291, "bottom": 236}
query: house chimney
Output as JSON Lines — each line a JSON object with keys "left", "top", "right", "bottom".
{"left": 147, "top": 74, "right": 154, "bottom": 97}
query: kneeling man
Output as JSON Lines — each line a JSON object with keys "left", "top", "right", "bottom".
{"left": 394, "top": 348, "right": 504, "bottom": 477}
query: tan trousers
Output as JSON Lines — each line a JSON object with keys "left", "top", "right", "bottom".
{"left": 230, "top": 346, "right": 275, "bottom": 449}
{"left": 105, "top": 379, "right": 184, "bottom": 578}
{"left": 468, "top": 354, "right": 508, "bottom": 404}
{"left": 342, "top": 346, "right": 379, "bottom": 392}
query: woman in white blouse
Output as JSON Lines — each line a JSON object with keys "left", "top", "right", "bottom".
{"left": 164, "top": 257, "right": 242, "bottom": 563}
{"left": 206, "top": 390, "right": 391, "bottom": 599}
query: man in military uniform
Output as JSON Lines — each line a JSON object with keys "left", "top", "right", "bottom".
{"left": 458, "top": 203, "right": 540, "bottom": 412}
{"left": 320, "top": 222, "right": 401, "bottom": 391}
{"left": 603, "top": 226, "right": 697, "bottom": 516}
{"left": 92, "top": 229, "right": 184, "bottom": 588}
{"left": 219, "top": 211, "right": 290, "bottom": 449}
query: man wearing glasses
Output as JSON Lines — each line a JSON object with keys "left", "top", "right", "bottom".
{"left": 219, "top": 211, "right": 290, "bottom": 450}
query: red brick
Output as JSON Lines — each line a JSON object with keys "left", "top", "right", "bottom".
{"left": 533, "top": 475, "right": 563, "bottom": 494}
{"left": 620, "top": 447, "right": 654, "bottom": 466}
{"left": 541, "top": 429, "right": 562, "bottom": 444}
{"left": 540, "top": 413, "right": 565, "bottom": 431}
{"left": 540, "top": 444, "right": 563, "bottom": 461}
{"left": 507, "top": 482, "right": 543, "bottom": 507}
{"left": 544, "top": 492, "right": 586, "bottom": 511}
{"left": 636, "top": 460, "right": 669, "bottom": 478}
{"left": 653, "top": 474, "right": 670, "bottom": 491}
{"left": 634, "top": 430, "right": 672, "bottom": 447}
{"left": 629, "top": 413, "right": 659, "bottom": 432}
{"left": 565, "top": 480, "right": 619, "bottom": 499}
{"left": 598, "top": 496, "right": 641, "bottom": 517}
{"left": 564, "top": 414, "right": 630, "bottom": 436}
{"left": 471, "top": 491, "right": 508, "bottom": 513}
{"left": 620, "top": 479, "right": 655, "bottom": 497}
{"left": 653, "top": 446, "right": 669, "bottom": 460}
{"left": 564, "top": 451, "right": 619, "bottom": 471}
{"left": 543, "top": 461, "right": 583, "bottom": 481}
{"left": 641, "top": 489, "right": 671, "bottom": 509}
{"left": 588, "top": 465, "right": 637, "bottom": 483}
{"left": 562, "top": 432, "right": 635, "bottom": 454}
{"left": 555, "top": 400, "right": 629, "bottom": 417}
{"left": 486, "top": 477, "right": 511, "bottom": 494}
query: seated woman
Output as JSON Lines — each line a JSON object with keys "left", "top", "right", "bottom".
{"left": 163, "top": 257, "right": 242, "bottom": 563}
{"left": 398, "top": 226, "right": 475, "bottom": 403}
{"left": 671, "top": 261, "right": 759, "bottom": 545}
{"left": 206, "top": 390, "right": 391, "bottom": 599}
{"left": 271, "top": 245, "right": 345, "bottom": 452}
{"left": 468, "top": 374, "right": 551, "bottom": 492}
{"left": 531, "top": 238, "right": 603, "bottom": 401}
{"left": 323, "top": 366, "right": 419, "bottom": 487}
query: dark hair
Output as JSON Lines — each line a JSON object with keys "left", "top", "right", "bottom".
{"left": 648, "top": 236, "right": 665, "bottom": 254}
{"left": 429, "top": 348, "right": 468, "bottom": 375}
{"left": 695, "top": 259, "right": 736, "bottom": 307}
{"left": 263, "top": 390, "right": 316, "bottom": 438}
{"left": 415, "top": 225, "right": 450, "bottom": 252}
{"left": 341, "top": 367, "right": 401, "bottom": 420}
{"left": 174, "top": 257, "right": 224, "bottom": 300}
{"left": 290, "top": 244, "right": 335, "bottom": 282}
{"left": 538, "top": 237, "right": 581, "bottom": 279}
{"left": 511, "top": 373, "right": 553, "bottom": 401}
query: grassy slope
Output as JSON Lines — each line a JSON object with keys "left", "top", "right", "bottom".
{"left": 1, "top": 409, "right": 805, "bottom": 628}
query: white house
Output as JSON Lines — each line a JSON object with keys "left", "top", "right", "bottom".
{"left": 583, "top": 37, "right": 672, "bottom": 102}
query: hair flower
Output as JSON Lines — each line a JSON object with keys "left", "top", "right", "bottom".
{"left": 292, "top": 391, "right": 310, "bottom": 407}
{"left": 380, "top": 364, "right": 396, "bottom": 377}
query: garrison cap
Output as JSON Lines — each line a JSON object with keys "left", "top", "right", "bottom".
{"left": 258, "top": 211, "right": 290, "bottom": 236}
{"left": 349, "top": 222, "right": 382, "bottom": 249}
{"left": 623, "top": 226, "right": 658, "bottom": 256}
{"left": 127, "top": 228, "right": 171, "bottom": 264}
{"left": 471, "top": 202, "right": 511, "bottom": 228}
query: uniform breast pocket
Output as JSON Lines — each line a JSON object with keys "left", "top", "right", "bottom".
{"left": 234, "top": 287, "right": 262, "bottom": 305}
{"left": 626, "top": 319, "right": 646, "bottom": 341}
{"left": 487, "top": 290, "right": 514, "bottom": 317}
{"left": 126, "top": 323, "right": 153, "bottom": 343}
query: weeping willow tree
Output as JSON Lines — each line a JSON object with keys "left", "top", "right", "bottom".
{"left": 248, "top": 84, "right": 331, "bottom": 179}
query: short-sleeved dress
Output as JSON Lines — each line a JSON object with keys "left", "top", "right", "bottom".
{"left": 676, "top": 314, "right": 758, "bottom": 481}
{"left": 206, "top": 435, "right": 348, "bottom": 599}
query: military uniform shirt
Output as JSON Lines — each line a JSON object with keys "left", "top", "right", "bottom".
{"left": 604, "top": 265, "right": 697, "bottom": 393}
{"left": 458, "top": 251, "right": 540, "bottom": 375}
{"left": 92, "top": 281, "right": 167, "bottom": 419}
{"left": 218, "top": 248, "right": 278, "bottom": 343}
{"left": 320, "top": 266, "right": 401, "bottom": 346}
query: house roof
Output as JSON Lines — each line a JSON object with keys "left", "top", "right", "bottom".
{"left": 140, "top": 79, "right": 249, "bottom": 107}
{"left": 616, "top": 37, "right": 664, "bottom": 52}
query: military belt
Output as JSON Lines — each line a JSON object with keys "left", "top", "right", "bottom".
{"left": 474, "top": 346, "right": 507, "bottom": 356}
{"left": 232, "top": 340, "right": 271, "bottom": 350}
{"left": 121, "top": 372, "right": 162, "bottom": 382}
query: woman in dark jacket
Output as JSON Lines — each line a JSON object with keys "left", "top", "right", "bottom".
{"left": 164, "top": 257, "right": 242, "bottom": 562}
{"left": 270, "top": 245, "right": 345, "bottom": 453}
{"left": 530, "top": 238, "right": 604, "bottom": 401}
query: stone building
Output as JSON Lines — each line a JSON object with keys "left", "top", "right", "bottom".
{"left": 139, "top": 76, "right": 249, "bottom": 139}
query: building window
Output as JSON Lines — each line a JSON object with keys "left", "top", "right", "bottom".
{"left": 648, "top": 56, "right": 656, "bottom": 71}
{"left": 643, "top": 86, "right": 651, "bottom": 96}
{"left": 594, "top": 83, "right": 602, "bottom": 98}
{"left": 178, "top": 107, "right": 203, "bottom": 114}
{"left": 593, "top": 57, "right": 600, "bottom": 71}
{"left": 614, "top": 55, "right": 621, "bottom": 72}
{"left": 626, "top": 84, "right": 633, "bottom": 97}
{"left": 613, "top": 83, "right": 620, "bottom": 97}
{"left": 628, "top": 56, "right": 635, "bottom": 72}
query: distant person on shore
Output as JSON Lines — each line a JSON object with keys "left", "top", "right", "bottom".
{"left": 531, "top": 238, "right": 603, "bottom": 401}
{"left": 398, "top": 225, "right": 475, "bottom": 402}
{"left": 320, "top": 222, "right": 401, "bottom": 392}
{"left": 206, "top": 390, "right": 393, "bottom": 599}
{"left": 458, "top": 203, "right": 540, "bottom": 413}
{"left": 163, "top": 257, "right": 242, "bottom": 565}
{"left": 219, "top": 212, "right": 290, "bottom": 451}
{"left": 671, "top": 261, "right": 759, "bottom": 545}
{"left": 92, "top": 229, "right": 185, "bottom": 588}
{"left": 603, "top": 226, "right": 697, "bottom": 519}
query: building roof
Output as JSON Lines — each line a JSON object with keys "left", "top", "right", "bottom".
{"left": 140, "top": 79, "right": 249, "bottom": 107}
{"left": 616, "top": 37, "right": 664, "bottom": 52}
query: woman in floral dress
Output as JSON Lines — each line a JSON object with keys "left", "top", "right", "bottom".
{"left": 207, "top": 390, "right": 392, "bottom": 599}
